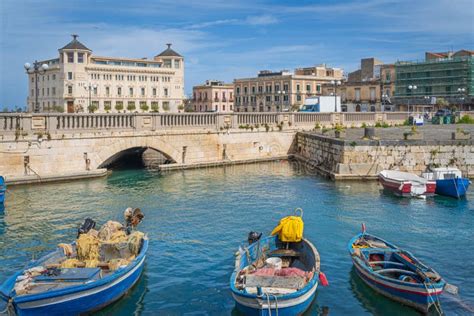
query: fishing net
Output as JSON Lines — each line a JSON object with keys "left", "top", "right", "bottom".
{"left": 77, "top": 233, "right": 100, "bottom": 261}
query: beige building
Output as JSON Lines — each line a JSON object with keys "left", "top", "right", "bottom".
{"left": 26, "top": 35, "right": 185, "bottom": 113}
{"left": 233, "top": 65, "right": 344, "bottom": 112}
{"left": 323, "top": 58, "right": 396, "bottom": 112}
{"left": 192, "top": 80, "right": 234, "bottom": 112}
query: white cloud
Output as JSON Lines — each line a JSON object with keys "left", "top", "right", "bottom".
{"left": 245, "top": 15, "right": 279, "bottom": 26}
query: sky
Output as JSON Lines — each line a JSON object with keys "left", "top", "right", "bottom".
{"left": 0, "top": 0, "right": 473, "bottom": 108}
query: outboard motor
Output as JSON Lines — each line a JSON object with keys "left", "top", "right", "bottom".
{"left": 77, "top": 218, "right": 96, "bottom": 237}
{"left": 247, "top": 231, "right": 262, "bottom": 245}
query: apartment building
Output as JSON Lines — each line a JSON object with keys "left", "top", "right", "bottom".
{"left": 323, "top": 58, "right": 395, "bottom": 112}
{"left": 192, "top": 80, "right": 234, "bottom": 112}
{"left": 233, "top": 65, "right": 344, "bottom": 112}
{"left": 26, "top": 35, "right": 185, "bottom": 113}
{"left": 394, "top": 50, "right": 473, "bottom": 110}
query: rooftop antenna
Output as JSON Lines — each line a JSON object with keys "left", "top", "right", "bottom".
{"left": 72, "top": 34, "right": 78, "bottom": 40}
{"left": 166, "top": 43, "right": 172, "bottom": 49}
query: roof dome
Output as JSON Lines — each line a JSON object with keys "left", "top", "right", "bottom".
{"left": 60, "top": 34, "right": 91, "bottom": 51}
{"left": 156, "top": 43, "right": 182, "bottom": 58}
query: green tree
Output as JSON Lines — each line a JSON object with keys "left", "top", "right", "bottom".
{"left": 127, "top": 101, "right": 136, "bottom": 112}
{"left": 115, "top": 102, "right": 124, "bottom": 112}
{"left": 151, "top": 102, "right": 159, "bottom": 112}
{"left": 140, "top": 102, "right": 149, "bottom": 112}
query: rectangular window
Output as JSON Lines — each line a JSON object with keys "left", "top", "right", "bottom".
{"left": 297, "top": 95, "right": 301, "bottom": 101}
{"left": 67, "top": 52, "right": 74, "bottom": 63}
{"left": 283, "top": 84, "right": 289, "bottom": 92}
{"left": 129, "top": 87, "right": 133, "bottom": 96}
{"left": 275, "top": 85, "right": 280, "bottom": 92}
{"left": 296, "top": 84, "right": 300, "bottom": 92}
{"left": 117, "top": 87, "right": 122, "bottom": 96}
{"left": 141, "top": 87, "right": 145, "bottom": 96}
{"left": 164, "top": 88, "right": 168, "bottom": 96}
{"left": 68, "top": 72, "right": 73, "bottom": 80}
{"left": 306, "top": 84, "right": 311, "bottom": 92}
{"left": 252, "top": 86, "right": 256, "bottom": 93}
{"left": 105, "top": 86, "right": 110, "bottom": 96}
{"left": 174, "top": 60, "right": 180, "bottom": 68}
{"left": 153, "top": 88, "right": 157, "bottom": 96}
{"left": 244, "top": 87, "right": 248, "bottom": 94}
{"left": 68, "top": 85, "right": 73, "bottom": 94}
{"left": 93, "top": 86, "right": 98, "bottom": 96}
{"left": 316, "top": 85, "right": 321, "bottom": 93}
{"left": 370, "top": 87, "right": 376, "bottom": 101}
{"left": 42, "top": 88, "right": 44, "bottom": 96}
{"left": 47, "top": 88, "right": 49, "bottom": 96}
{"left": 52, "top": 87, "right": 56, "bottom": 95}
{"left": 355, "top": 88, "right": 361, "bottom": 101}
{"left": 283, "top": 95, "right": 289, "bottom": 101}
{"left": 258, "top": 86, "right": 263, "bottom": 93}
{"left": 52, "top": 74, "right": 56, "bottom": 80}
{"left": 266, "top": 96, "right": 271, "bottom": 102}
{"left": 275, "top": 95, "right": 280, "bottom": 101}
{"left": 78, "top": 53, "right": 84, "bottom": 63}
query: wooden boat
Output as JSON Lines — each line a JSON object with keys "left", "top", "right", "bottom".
{"left": 230, "top": 235, "right": 321, "bottom": 316}
{"left": 0, "top": 176, "right": 5, "bottom": 204}
{"left": 422, "top": 167, "right": 471, "bottom": 198}
{"left": 0, "top": 218, "right": 147, "bottom": 315}
{"left": 348, "top": 229, "right": 445, "bottom": 313}
{"left": 378, "top": 170, "right": 436, "bottom": 197}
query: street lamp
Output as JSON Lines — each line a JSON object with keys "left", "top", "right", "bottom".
{"left": 24, "top": 61, "right": 49, "bottom": 113}
{"left": 85, "top": 83, "right": 98, "bottom": 112}
{"left": 277, "top": 90, "right": 286, "bottom": 112}
{"left": 331, "top": 80, "right": 341, "bottom": 112}
{"left": 407, "top": 85, "right": 417, "bottom": 113}
{"left": 457, "top": 88, "right": 466, "bottom": 110}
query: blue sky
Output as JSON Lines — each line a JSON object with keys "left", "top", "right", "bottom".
{"left": 0, "top": 0, "right": 473, "bottom": 108}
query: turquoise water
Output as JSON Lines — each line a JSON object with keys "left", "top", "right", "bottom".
{"left": 1, "top": 161, "right": 473, "bottom": 315}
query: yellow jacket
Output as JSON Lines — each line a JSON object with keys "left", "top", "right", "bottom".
{"left": 271, "top": 216, "right": 304, "bottom": 242}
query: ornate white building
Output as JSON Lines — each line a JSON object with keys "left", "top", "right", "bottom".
{"left": 26, "top": 35, "right": 185, "bottom": 113}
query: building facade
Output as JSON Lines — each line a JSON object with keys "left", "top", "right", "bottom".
{"left": 26, "top": 35, "right": 185, "bottom": 113}
{"left": 394, "top": 50, "right": 474, "bottom": 110}
{"left": 192, "top": 80, "right": 234, "bottom": 112}
{"left": 233, "top": 65, "right": 344, "bottom": 112}
{"left": 323, "top": 58, "right": 396, "bottom": 112}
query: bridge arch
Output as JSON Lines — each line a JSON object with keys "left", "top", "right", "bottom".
{"left": 93, "top": 136, "right": 181, "bottom": 169}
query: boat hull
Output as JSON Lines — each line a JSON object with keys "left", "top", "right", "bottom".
{"left": 379, "top": 172, "right": 436, "bottom": 197}
{"left": 0, "top": 192, "right": 4, "bottom": 204}
{"left": 435, "top": 178, "right": 470, "bottom": 198}
{"left": 232, "top": 281, "right": 318, "bottom": 316}
{"left": 352, "top": 259, "right": 442, "bottom": 312}
{"left": 1, "top": 239, "right": 148, "bottom": 316}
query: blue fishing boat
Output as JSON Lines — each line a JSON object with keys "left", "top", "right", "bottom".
{"left": 0, "top": 176, "right": 6, "bottom": 204}
{"left": 348, "top": 226, "right": 446, "bottom": 313}
{"left": 230, "top": 209, "right": 326, "bottom": 316}
{"left": 423, "top": 168, "right": 471, "bottom": 198}
{"left": 0, "top": 213, "right": 147, "bottom": 315}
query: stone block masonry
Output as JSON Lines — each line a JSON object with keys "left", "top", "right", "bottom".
{"left": 295, "top": 127, "right": 474, "bottom": 180}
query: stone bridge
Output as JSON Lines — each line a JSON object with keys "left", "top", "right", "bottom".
{"left": 0, "top": 112, "right": 412, "bottom": 184}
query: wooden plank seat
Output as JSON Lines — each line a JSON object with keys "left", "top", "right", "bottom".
{"left": 245, "top": 275, "right": 306, "bottom": 290}
{"left": 369, "top": 261, "right": 406, "bottom": 267}
{"left": 269, "top": 249, "right": 301, "bottom": 258}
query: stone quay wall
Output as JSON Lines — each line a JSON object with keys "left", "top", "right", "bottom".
{"left": 1, "top": 111, "right": 473, "bottom": 184}
{"left": 295, "top": 132, "right": 474, "bottom": 179}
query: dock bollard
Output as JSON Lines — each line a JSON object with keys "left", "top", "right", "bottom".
{"left": 364, "top": 127, "right": 375, "bottom": 139}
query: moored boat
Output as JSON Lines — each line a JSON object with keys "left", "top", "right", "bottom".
{"left": 378, "top": 170, "right": 436, "bottom": 197}
{"left": 230, "top": 209, "right": 326, "bottom": 316}
{"left": 422, "top": 167, "right": 471, "bottom": 198}
{"left": 348, "top": 227, "right": 446, "bottom": 313}
{"left": 0, "top": 176, "right": 5, "bottom": 204}
{"left": 0, "top": 208, "right": 147, "bottom": 315}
